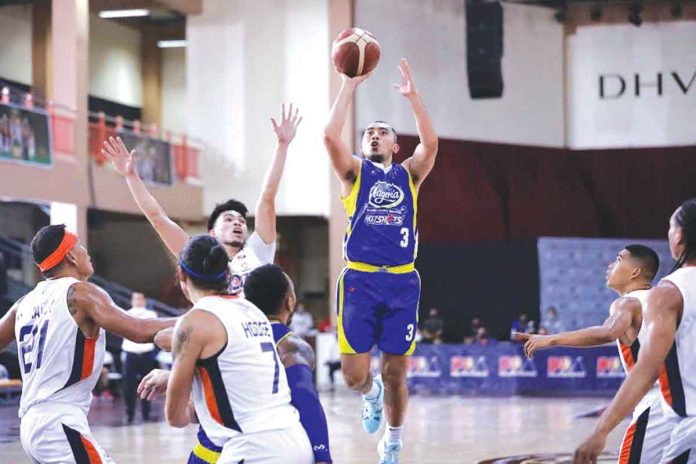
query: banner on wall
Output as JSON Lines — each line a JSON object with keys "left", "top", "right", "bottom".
{"left": 0, "top": 103, "right": 52, "bottom": 167}
{"left": 119, "top": 132, "right": 173, "bottom": 186}
{"left": 567, "top": 22, "right": 696, "bottom": 148}
{"left": 401, "top": 343, "right": 624, "bottom": 396}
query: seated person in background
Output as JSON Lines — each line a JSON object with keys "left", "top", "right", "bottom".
{"left": 289, "top": 301, "right": 314, "bottom": 338}
{"left": 419, "top": 307, "right": 444, "bottom": 344}
{"left": 473, "top": 327, "right": 496, "bottom": 346}
{"left": 510, "top": 313, "right": 535, "bottom": 337}
{"left": 540, "top": 306, "right": 564, "bottom": 334}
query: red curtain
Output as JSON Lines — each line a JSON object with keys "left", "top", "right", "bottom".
{"left": 394, "top": 137, "right": 696, "bottom": 243}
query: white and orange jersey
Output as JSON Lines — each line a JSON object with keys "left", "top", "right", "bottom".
{"left": 616, "top": 289, "right": 650, "bottom": 374}
{"left": 228, "top": 232, "right": 276, "bottom": 295}
{"left": 190, "top": 295, "right": 299, "bottom": 447}
{"left": 615, "top": 289, "right": 661, "bottom": 417}
{"left": 14, "top": 277, "right": 105, "bottom": 418}
{"left": 659, "top": 267, "right": 696, "bottom": 417}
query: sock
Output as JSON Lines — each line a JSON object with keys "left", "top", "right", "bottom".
{"left": 362, "top": 378, "right": 380, "bottom": 401}
{"left": 385, "top": 425, "right": 402, "bottom": 444}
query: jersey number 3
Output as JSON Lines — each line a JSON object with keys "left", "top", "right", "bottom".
{"left": 400, "top": 228, "right": 409, "bottom": 248}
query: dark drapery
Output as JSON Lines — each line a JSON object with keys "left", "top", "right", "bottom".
{"left": 395, "top": 136, "right": 696, "bottom": 243}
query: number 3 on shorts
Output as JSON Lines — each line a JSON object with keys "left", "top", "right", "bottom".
{"left": 405, "top": 324, "right": 415, "bottom": 341}
{"left": 400, "top": 228, "right": 409, "bottom": 248}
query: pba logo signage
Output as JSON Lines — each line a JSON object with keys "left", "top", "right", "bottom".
{"left": 498, "top": 355, "right": 537, "bottom": 378}
{"left": 597, "top": 356, "right": 625, "bottom": 378}
{"left": 407, "top": 355, "right": 441, "bottom": 378}
{"left": 450, "top": 356, "right": 489, "bottom": 378}
{"left": 547, "top": 356, "right": 587, "bottom": 378}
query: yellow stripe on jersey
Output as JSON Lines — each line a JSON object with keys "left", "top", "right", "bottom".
{"left": 337, "top": 269, "right": 357, "bottom": 354}
{"left": 341, "top": 163, "right": 363, "bottom": 219}
{"left": 407, "top": 167, "right": 418, "bottom": 261}
{"left": 275, "top": 332, "right": 293, "bottom": 348}
{"left": 346, "top": 260, "right": 415, "bottom": 274}
{"left": 193, "top": 442, "right": 221, "bottom": 463}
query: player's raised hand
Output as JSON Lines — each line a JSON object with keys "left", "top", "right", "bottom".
{"left": 573, "top": 432, "right": 605, "bottom": 464}
{"left": 394, "top": 58, "right": 418, "bottom": 98}
{"left": 137, "top": 368, "right": 170, "bottom": 401}
{"left": 271, "top": 103, "right": 303, "bottom": 145}
{"left": 341, "top": 70, "right": 373, "bottom": 89}
{"left": 102, "top": 136, "right": 136, "bottom": 177}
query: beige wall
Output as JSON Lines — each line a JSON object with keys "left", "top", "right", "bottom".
{"left": 161, "top": 47, "right": 187, "bottom": 134}
{"left": 187, "top": 0, "right": 332, "bottom": 216}
{"left": 0, "top": 5, "right": 32, "bottom": 85}
{"left": 88, "top": 15, "right": 142, "bottom": 108}
{"left": 354, "top": 0, "right": 566, "bottom": 147}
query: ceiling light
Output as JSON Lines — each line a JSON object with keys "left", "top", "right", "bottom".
{"left": 157, "top": 40, "right": 188, "bottom": 48}
{"left": 98, "top": 9, "right": 150, "bottom": 19}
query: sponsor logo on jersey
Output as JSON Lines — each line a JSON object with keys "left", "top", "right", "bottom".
{"left": 407, "top": 355, "right": 441, "bottom": 378}
{"left": 450, "top": 355, "right": 489, "bottom": 378}
{"left": 547, "top": 356, "right": 587, "bottom": 378}
{"left": 365, "top": 213, "right": 405, "bottom": 226}
{"left": 229, "top": 274, "right": 243, "bottom": 294}
{"left": 498, "top": 355, "right": 538, "bottom": 378}
{"left": 368, "top": 181, "right": 405, "bottom": 209}
{"left": 597, "top": 356, "right": 625, "bottom": 378}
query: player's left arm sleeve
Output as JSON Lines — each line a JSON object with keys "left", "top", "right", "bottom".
{"left": 166, "top": 316, "right": 201, "bottom": 428}
{"left": 286, "top": 363, "right": 332, "bottom": 463}
{"left": 0, "top": 305, "right": 17, "bottom": 351}
{"left": 247, "top": 232, "right": 276, "bottom": 264}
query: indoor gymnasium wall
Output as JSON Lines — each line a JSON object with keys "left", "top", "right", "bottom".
{"left": 161, "top": 47, "right": 187, "bottom": 135}
{"left": 354, "top": 0, "right": 566, "bottom": 147}
{"left": 567, "top": 21, "right": 696, "bottom": 148}
{"left": 88, "top": 15, "right": 143, "bottom": 109}
{"left": 187, "top": 0, "right": 332, "bottom": 217}
{"left": 0, "top": 5, "right": 32, "bottom": 86}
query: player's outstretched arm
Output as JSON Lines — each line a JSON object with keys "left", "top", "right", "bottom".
{"left": 573, "top": 282, "right": 683, "bottom": 464}
{"left": 515, "top": 297, "right": 638, "bottom": 358}
{"left": 68, "top": 282, "right": 176, "bottom": 343}
{"left": 166, "top": 315, "right": 200, "bottom": 427}
{"left": 154, "top": 326, "right": 174, "bottom": 352}
{"left": 102, "top": 136, "right": 189, "bottom": 257}
{"left": 323, "top": 73, "right": 367, "bottom": 194}
{"left": 166, "top": 311, "right": 218, "bottom": 427}
{"left": 0, "top": 305, "right": 17, "bottom": 351}
{"left": 255, "top": 104, "right": 303, "bottom": 245}
{"left": 397, "top": 59, "right": 438, "bottom": 187}
{"left": 278, "top": 335, "right": 333, "bottom": 463}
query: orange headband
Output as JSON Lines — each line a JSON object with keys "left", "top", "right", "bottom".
{"left": 37, "top": 231, "right": 78, "bottom": 272}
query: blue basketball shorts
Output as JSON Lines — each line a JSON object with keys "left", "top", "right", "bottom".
{"left": 336, "top": 268, "right": 420, "bottom": 356}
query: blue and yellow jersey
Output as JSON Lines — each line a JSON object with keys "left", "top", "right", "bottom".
{"left": 342, "top": 159, "right": 418, "bottom": 268}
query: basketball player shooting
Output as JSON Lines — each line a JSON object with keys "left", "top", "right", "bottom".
{"left": 323, "top": 58, "right": 438, "bottom": 464}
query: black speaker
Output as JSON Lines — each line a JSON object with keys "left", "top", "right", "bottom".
{"left": 466, "top": 0, "right": 504, "bottom": 99}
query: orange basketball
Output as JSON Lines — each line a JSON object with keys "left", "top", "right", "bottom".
{"left": 331, "top": 28, "right": 381, "bottom": 78}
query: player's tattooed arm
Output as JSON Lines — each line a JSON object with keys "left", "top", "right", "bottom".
{"left": 166, "top": 316, "right": 198, "bottom": 427}
{"left": 397, "top": 59, "right": 438, "bottom": 187}
{"left": 68, "top": 282, "right": 176, "bottom": 343}
{"left": 166, "top": 312, "right": 207, "bottom": 427}
{"left": 277, "top": 334, "right": 316, "bottom": 370}
{"left": 101, "top": 136, "right": 189, "bottom": 257}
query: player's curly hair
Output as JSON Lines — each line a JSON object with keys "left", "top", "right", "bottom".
{"left": 672, "top": 198, "right": 696, "bottom": 271}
